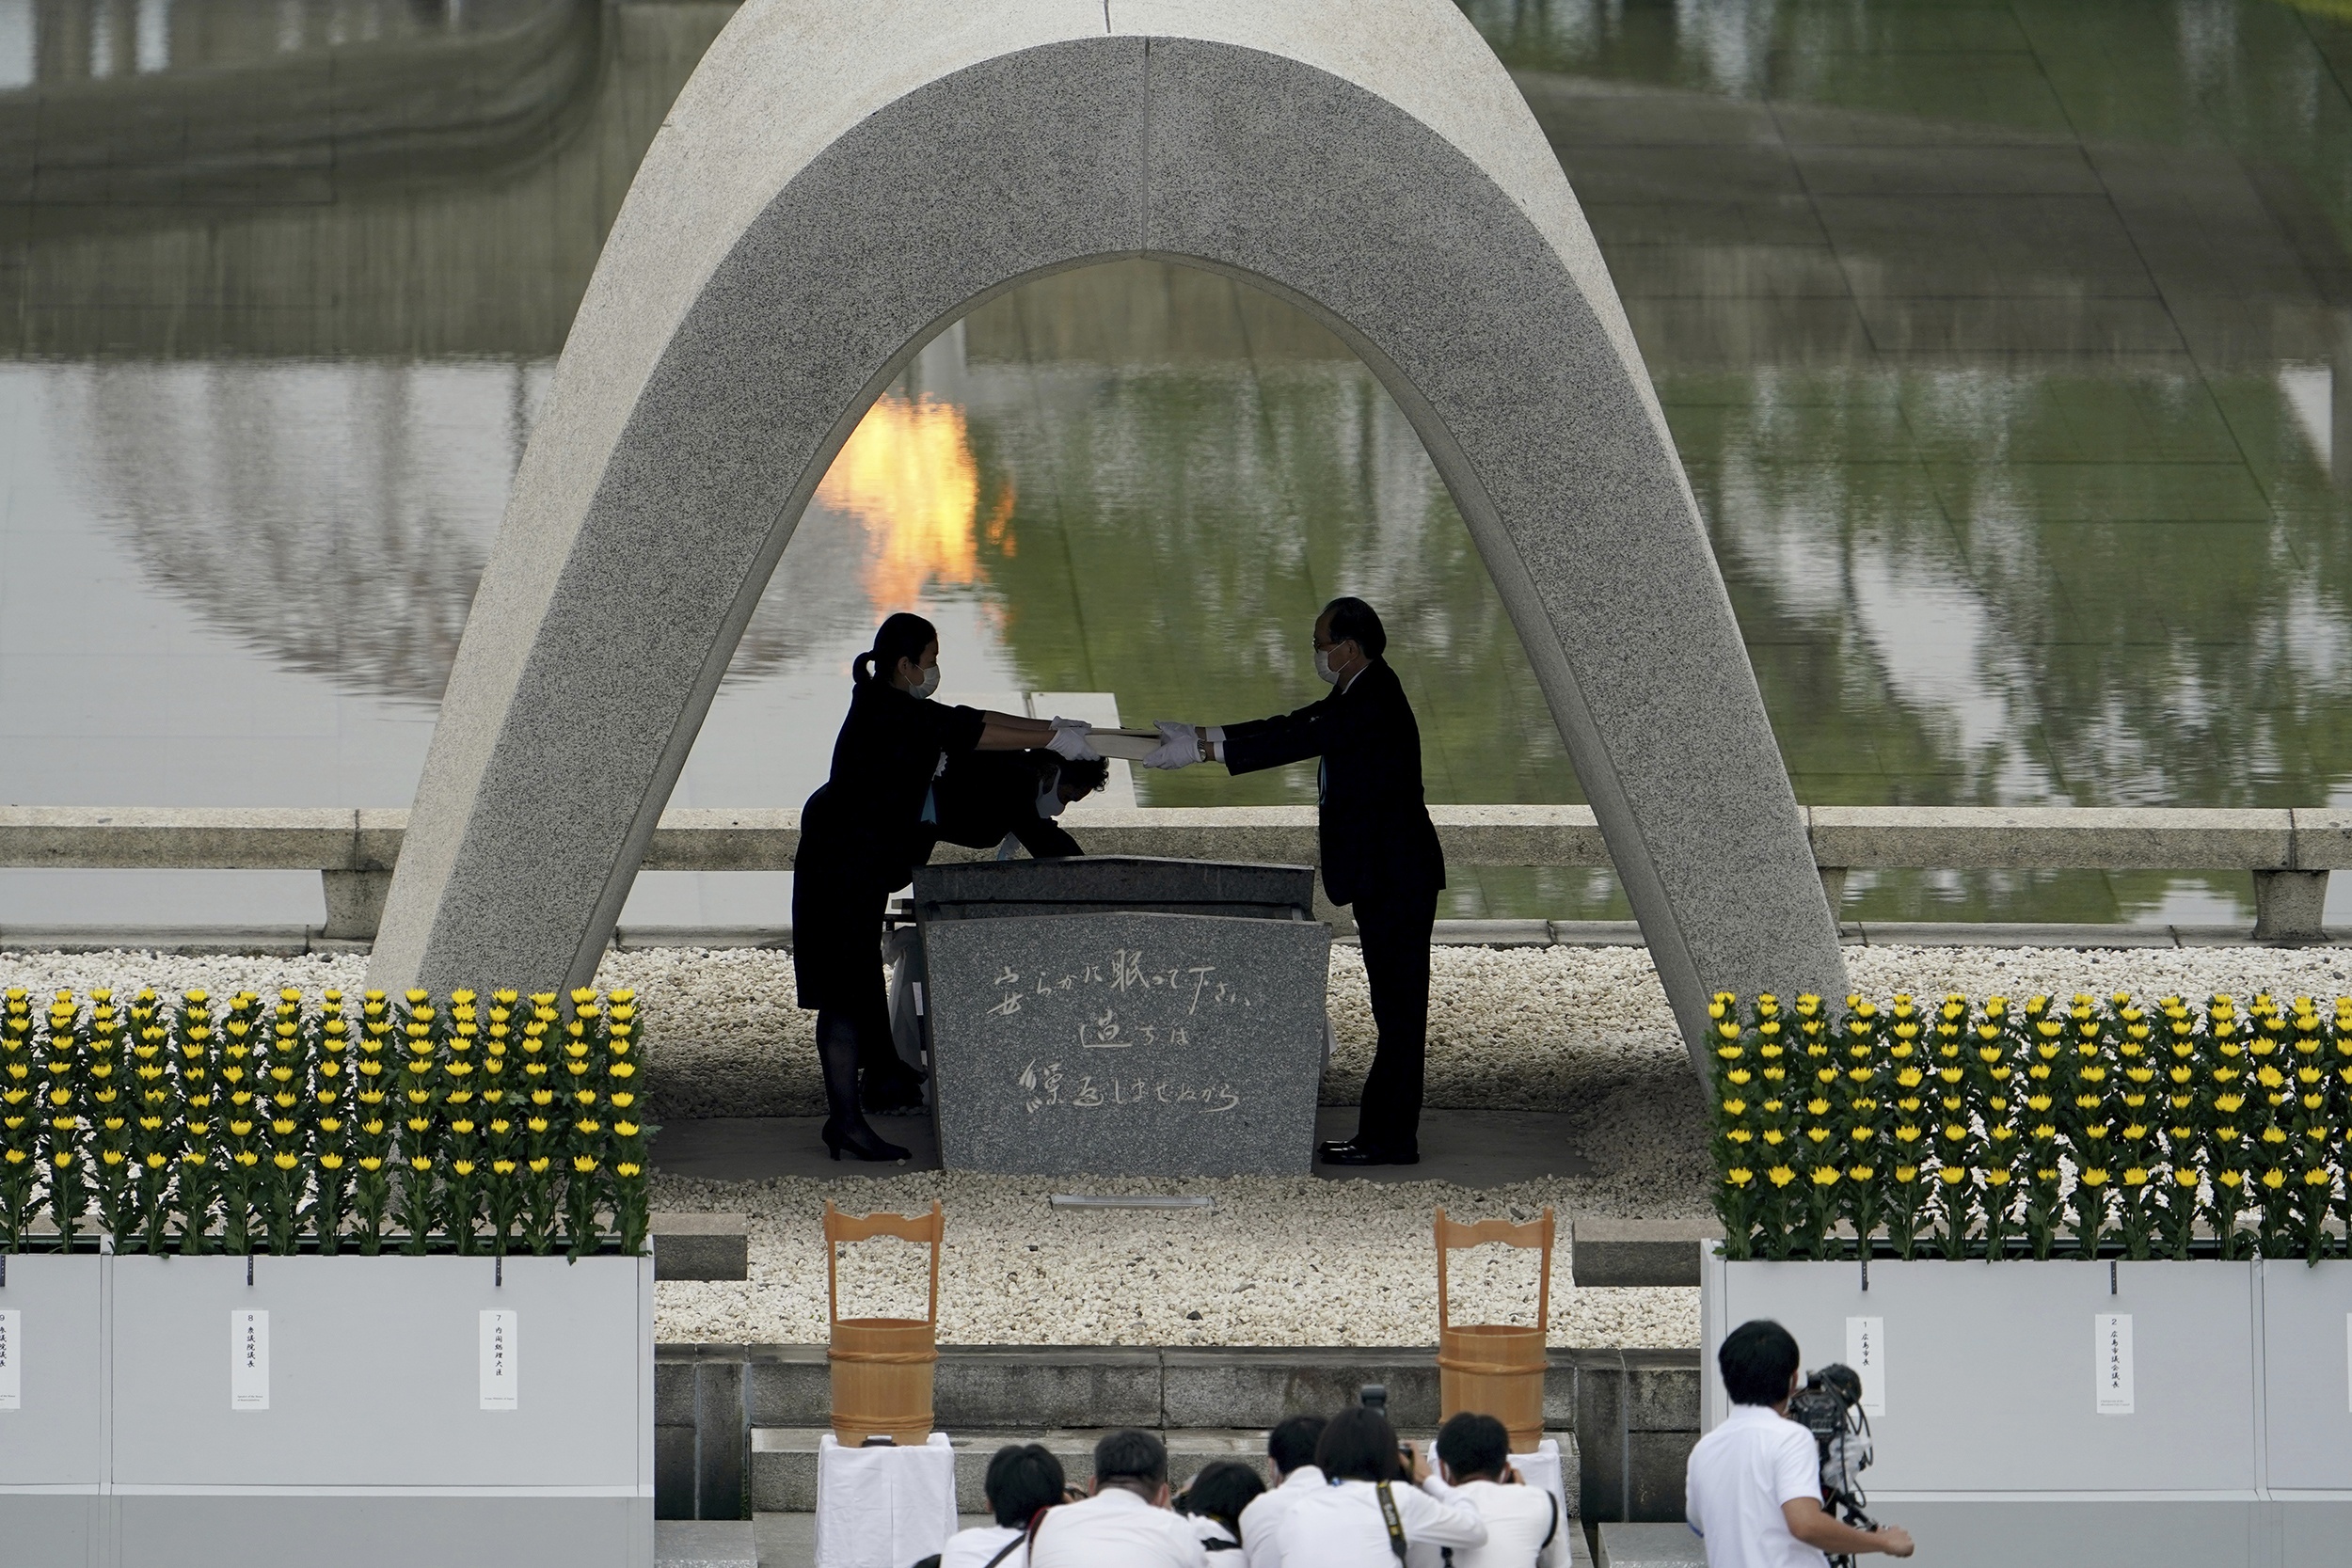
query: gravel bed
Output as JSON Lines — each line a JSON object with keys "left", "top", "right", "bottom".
{"left": 646, "top": 1167, "right": 1694, "bottom": 1350}
{"left": 14, "top": 941, "right": 2352, "bottom": 1348}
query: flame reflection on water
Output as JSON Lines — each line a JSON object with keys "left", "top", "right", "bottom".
{"left": 816, "top": 391, "right": 1013, "bottom": 617}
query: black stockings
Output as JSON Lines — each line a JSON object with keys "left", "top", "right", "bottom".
{"left": 815, "top": 1008, "right": 866, "bottom": 1129}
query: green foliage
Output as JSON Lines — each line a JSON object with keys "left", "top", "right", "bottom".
{"left": 1708, "top": 990, "right": 2352, "bottom": 1262}
{"left": 0, "top": 986, "right": 650, "bottom": 1258}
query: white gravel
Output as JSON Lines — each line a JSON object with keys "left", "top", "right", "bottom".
{"left": 14, "top": 941, "right": 2352, "bottom": 1347}
{"left": 647, "top": 1167, "right": 1691, "bottom": 1350}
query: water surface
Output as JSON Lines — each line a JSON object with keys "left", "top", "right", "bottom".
{"left": 6, "top": 0, "right": 2352, "bottom": 927}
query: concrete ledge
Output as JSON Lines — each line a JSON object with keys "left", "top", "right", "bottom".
{"left": 27, "top": 919, "right": 2351, "bottom": 957}
{"left": 1596, "top": 1521, "right": 1705, "bottom": 1566}
{"left": 1430, "top": 919, "right": 1557, "bottom": 947}
{"left": 935, "top": 1346, "right": 1165, "bottom": 1432}
{"left": 655, "top": 1519, "right": 756, "bottom": 1568}
{"left": 1162, "top": 1346, "right": 1446, "bottom": 1430}
{"left": 672, "top": 1343, "right": 1692, "bottom": 1523}
{"left": 699, "top": 1342, "right": 1610, "bottom": 1437}
{"left": 2290, "top": 808, "right": 2352, "bottom": 868}
{"left": 0, "top": 925, "right": 325, "bottom": 956}
{"left": 8, "top": 803, "right": 2350, "bottom": 877}
{"left": 0, "top": 805, "right": 363, "bottom": 869}
{"left": 1810, "top": 804, "right": 2293, "bottom": 870}
{"left": 1569, "top": 1219, "right": 1720, "bottom": 1289}
{"left": 653, "top": 1212, "right": 751, "bottom": 1282}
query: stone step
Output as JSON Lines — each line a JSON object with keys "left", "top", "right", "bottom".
{"left": 660, "top": 1344, "right": 1696, "bottom": 1527}
{"left": 747, "top": 1426, "right": 1579, "bottom": 1514}
{"left": 655, "top": 1518, "right": 756, "bottom": 1568}
{"left": 662, "top": 1343, "right": 1662, "bottom": 1432}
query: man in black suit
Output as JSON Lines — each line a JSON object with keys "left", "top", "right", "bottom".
{"left": 927, "top": 751, "right": 1108, "bottom": 861}
{"left": 1143, "top": 597, "right": 1446, "bottom": 1165}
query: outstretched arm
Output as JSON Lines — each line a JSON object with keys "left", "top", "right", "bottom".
{"left": 977, "top": 713, "right": 1052, "bottom": 751}
{"left": 1784, "top": 1500, "right": 1913, "bottom": 1558}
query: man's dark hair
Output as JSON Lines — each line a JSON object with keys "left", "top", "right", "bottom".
{"left": 1435, "top": 1412, "right": 1510, "bottom": 1482}
{"left": 1054, "top": 754, "right": 1109, "bottom": 800}
{"left": 1094, "top": 1428, "right": 1169, "bottom": 1489}
{"left": 1176, "top": 1459, "right": 1266, "bottom": 1532}
{"left": 1321, "top": 596, "right": 1387, "bottom": 659}
{"left": 1266, "top": 1413, "right": 1327, "bottom": 1477}
{"left": 1719, "top": 1319, "right": 1802, "bottom": 1406}
{"left": 983, "top": 1442, "right": 1066, "bottom": 1528}
{"left": 1315, "top": 1405, "right": 1404, "bottom": 1483}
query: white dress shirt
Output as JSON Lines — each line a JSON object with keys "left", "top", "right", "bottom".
{"left": 940, "top": 1523, "right": 1028, "bottom": 1568}
{"left": 1239, "top": 1464, "right": 1324, "bottom": 1568}
{"left": 1028, "top": 1485, "right": 1210, "bottom": 1568}
{"left": 1406, "top": 1476, "right": 1562, "bottom": 1568}
{"left": 1274, "top": 1478, "right": 1486, "bottom": 1568}
{"left": 1684, "top": 1403, "right": 1830, "bottom": 1568}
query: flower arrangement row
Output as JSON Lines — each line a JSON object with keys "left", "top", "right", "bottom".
{"left": 1708, "top": 990, "right": 2352, "bottom": 1262}
{"left": 0, "top": 986, "right": 650, "bottom": 1258}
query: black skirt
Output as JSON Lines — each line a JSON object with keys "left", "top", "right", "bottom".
{"left": 789, "top": 855, "right": 898, "bottom": 1015}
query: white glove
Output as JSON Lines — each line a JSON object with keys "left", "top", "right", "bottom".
{"left": 1140, "top": 720, "right": 1203, "bottom": 770}
{"left": 1045, "top": 720, "right": 1100, "bottom": 762}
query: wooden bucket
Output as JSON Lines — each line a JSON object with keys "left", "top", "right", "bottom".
{"left": 1435, "top": 1205, "right": 1555, "bottom": 1452}
{"left": 823, "top": 1200, "right": 943, "bottom": 1446}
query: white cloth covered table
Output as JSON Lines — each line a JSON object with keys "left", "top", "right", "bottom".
{"left": 1511, "top": 1438, "right": 1569, "bottom": 1538}
{"left": 814, "top": 1431, "right": 959, "bottom": 1568}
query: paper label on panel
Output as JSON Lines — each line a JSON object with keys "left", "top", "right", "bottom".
{"left": 231, "top": 1309, "right": 269, "bottom": 1411}
{"left": 2094, "top": 1313, "right": 2133, "bottom": 1416}
{"left": 0, "top": 1308, "right": 20, "bottom": 1410}
{"left": 480, "top": 1309, "right": 518, "bottom": 1411}
{"left": 1844, "top": 1316, "right": 1885, "bottom": 1417}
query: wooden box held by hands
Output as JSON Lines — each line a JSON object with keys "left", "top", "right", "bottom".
{"left": 1436, "top": 1204, "right": 1555, "bottom": 1452}
{"left": 823, "top": 1200, "right": 943, "bottom": 1446}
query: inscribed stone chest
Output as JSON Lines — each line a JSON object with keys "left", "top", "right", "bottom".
{"left": 922, "top": 911, "right": 1331, "bottom": 1177}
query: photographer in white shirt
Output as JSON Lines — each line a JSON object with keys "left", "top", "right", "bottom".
{"left": 1028, "top": 1429, "right": 1209, "bottom": 1568}
{"left": 1685, "top": 1321, "right": 1915, "bottom": 1568}
{"left": 1239, "top": 1415, "right": 1327, "bottom": 1568}
{"left": 938, "top": 1443, "right": 1066, "bottom": 1568}
{"left": 1406, "top": 1413, "right": 1561, "bottom": 1568}
{"left": 1275, "top": 1406, "right": 1486, "bottom": 1568}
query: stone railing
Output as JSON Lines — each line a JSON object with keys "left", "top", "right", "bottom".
{"left": 1, "top": 803, "right": 2344, "bottom": 944}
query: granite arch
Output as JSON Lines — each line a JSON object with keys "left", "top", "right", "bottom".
{"left": 370, "top": 0, "right": 1847, "bottom": 1066}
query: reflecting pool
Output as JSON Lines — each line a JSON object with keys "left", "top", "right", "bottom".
{"left": 4, "top": 0, "right": 2352, "bottom": 927}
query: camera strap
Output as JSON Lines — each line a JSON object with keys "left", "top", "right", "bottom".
{"left": 1375, "top": 1481, "right": 1409, "bottom": 1564}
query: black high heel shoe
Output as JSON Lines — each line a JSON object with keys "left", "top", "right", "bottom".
{"left": 821, "top": 1117, "right": 911, "bottom": 1163}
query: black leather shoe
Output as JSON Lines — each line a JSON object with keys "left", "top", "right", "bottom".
{"left": 861, "top": 1067, "right": 927, "bottom": 1116}
{"left": 1318, "top": 1139, "right": 1419, "bottom": 1166}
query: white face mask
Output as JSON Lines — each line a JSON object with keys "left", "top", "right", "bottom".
{"left": 906, "top": 662, "right": 941, "bottom": 700}
{"left": 1313, "top": 646, "right": 1342, "bottom": 686}
{"left": 1036, "top": 780, "right": 1068, "bottom": 819}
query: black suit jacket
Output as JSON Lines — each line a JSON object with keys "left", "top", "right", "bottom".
{"left": 1219, "top": 659, "right": 1445, "bottom": 907}
{"left": 925, "top": 750, "right": 1084, "bottom": 861}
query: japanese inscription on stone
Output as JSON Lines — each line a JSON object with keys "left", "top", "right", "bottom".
{"left": 926, "top": 912, "right": 1329, "bottom": 1178}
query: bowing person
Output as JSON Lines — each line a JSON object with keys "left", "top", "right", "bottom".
{"left": 1142, "top": 597, "right": 1444, "bottom": 1165}
{"left": 927, "top": 750, "right": 1110, "bottom": 861}
{"left": 793, "top": 612, "right": 1099, "bottom": 1162}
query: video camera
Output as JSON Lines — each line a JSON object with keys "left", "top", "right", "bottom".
{"left": 1784, "top": 1364, "right": 1877, "bottom": 1568}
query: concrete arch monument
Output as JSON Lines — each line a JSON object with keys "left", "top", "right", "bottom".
{"left": 370, "top": 0, "right": 1848, "bottom": 1062}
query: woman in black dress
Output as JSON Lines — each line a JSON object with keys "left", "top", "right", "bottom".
{"left": 793, "top": 612, "right": 1098, "bottom": 1161}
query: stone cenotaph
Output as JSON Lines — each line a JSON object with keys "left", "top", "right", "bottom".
{"left": 909, "top": 858, "right": 1329, "bottom": 1178}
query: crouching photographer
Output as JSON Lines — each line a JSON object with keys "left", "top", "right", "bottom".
{"left": 1685, "top": 1321, "right": 1915, "bottom": 1567}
